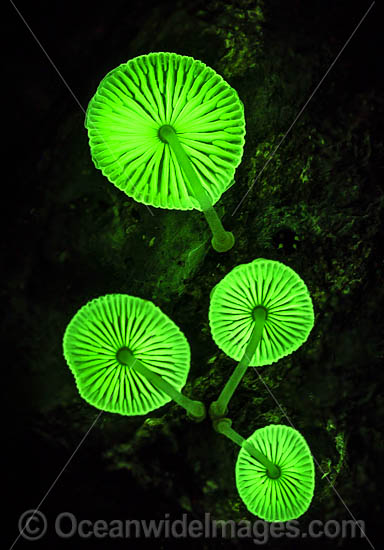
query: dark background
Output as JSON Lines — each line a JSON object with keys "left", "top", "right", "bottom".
{"left": 4, "top": 0, "right": 383, "bottom": 548}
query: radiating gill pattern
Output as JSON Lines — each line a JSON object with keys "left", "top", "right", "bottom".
{"left": 209, "top": 259, "right": 314, "bottom": 366}
{"left": 236, "top": 425, "right": 315, "bottom": 522}
{"left": 85, "top": 52, "right": 246, "bottom": 210}
{"left": 63, "top": 294, "right": 190, "bottom": 415}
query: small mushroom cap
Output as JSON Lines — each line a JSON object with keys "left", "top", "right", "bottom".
{"left": 85, "top": 52, "right": 246, "bottom": 211}
{"left": 236, "top": 424, "right": 315, "bottom": 522}
{"left": 63, "top": 294, "right": 190, "bottom": 416}
{"left": 209, "top": 258, "right": 314, "bottom": 366}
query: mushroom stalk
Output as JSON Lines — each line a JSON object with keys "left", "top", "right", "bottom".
{"left": 214, "top": 418, "right": 280, "bottom": 478}
{"left": 159, "top": 125, "right": 235, "bottom": 252}
{"left": 210, "top": 307, "right": 266, "bottom": 419}
{"left": 118, "top": 348, "right": 205, "bottom": 421}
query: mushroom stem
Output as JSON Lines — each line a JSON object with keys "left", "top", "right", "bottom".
{"left": 214, "top": 418, "right": 280, "bottom": 479}
{"left": 210, "top": 307, "right": 266, "bottom": 419}
{"left": 159, "top": 125, "right": 235, "bottom": 252}
{"left": 119, "top": 349, "right": 206, "bottom": 421}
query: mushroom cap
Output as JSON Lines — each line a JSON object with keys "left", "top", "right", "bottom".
{"left": 63, "top": 294, "right": 190, "bottom": 416}
{"left": 236, "top": 424, "right": 315, "bottom": 522}
{"left": 85, "top": 52, "right": 246, "bottom": 211}
{"left": 209, "top": 258, "right": 314, "bottom": 366}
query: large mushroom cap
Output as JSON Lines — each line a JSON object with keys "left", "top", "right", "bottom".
{"left": 63, "top": 294, "right": 190, "bottom": 415}
{"left": 236, "top": 424, "right": 315, "bottom": 522}
{"left": 85, "top": 52, "right": 246, "bottom": 211}
{"left": 209, "top": 258, "right": 314, "bottom": 366}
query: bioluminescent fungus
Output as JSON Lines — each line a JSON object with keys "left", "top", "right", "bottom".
{"left": 209, "top": 259, "right": 314, "bottom": 417}
{"left": 63, "top": 294, "right": 205, "bottom": 420}
{"left": 85, "top": 52, "right": 246, "bottom": 252}
{"left": 235, "top": 424, "right": 315, "bottom": 522}
{"left": 214, "top": 418, "right": 281, "bottom": 479}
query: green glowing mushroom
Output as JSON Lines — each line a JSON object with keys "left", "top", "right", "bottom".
{"left": 209, "top": 259, "right": 314, "bottom": 418}
{"left": 63, "top": 294, "right": 205, "bottom": 420}
{"left": 85, "top": 52, "right": 246, "bottom": 252}
{"left": 235, "top": 423, "right": 315, "bottom": 522}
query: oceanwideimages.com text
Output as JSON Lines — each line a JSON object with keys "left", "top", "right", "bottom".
{"left": 18, "top": 510, "right": 366, "bottom": 544}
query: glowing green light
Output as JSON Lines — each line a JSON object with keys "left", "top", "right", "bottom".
{"left": 158, "top": 124, "right": 235, "bottom": 251}
{"left": 210, "top": 307, "right": 266, "bottom": 418}
{"left": 63, "top": 294, "right": 205, "bottom": 418}
{"left": 214, "top": 418, "right": 280, "bottom": 479}
{"left": 85, "top": 52, "right": 246, "bottom": 251}
{"left": 236, "top": 424, "right": 315, "bottom": 522}
{"left": 209, "top": 258, "right": 315, "bottom": 367}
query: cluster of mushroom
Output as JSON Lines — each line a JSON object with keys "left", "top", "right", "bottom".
{"left": 63, "top": 53, "right": 316, "bottom": 523}
{"left": 64, "top": 258, "right": 315, "bottom": 522}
